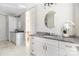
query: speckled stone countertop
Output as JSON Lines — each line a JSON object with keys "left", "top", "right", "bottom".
{"left": 30, "top": 34, "right": 79, "bottom": 44}
{"left": 10, "top": 31, "right": 24, "bottom": 33}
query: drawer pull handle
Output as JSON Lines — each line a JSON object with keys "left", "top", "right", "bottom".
{"left": 43, "top": 45, "right": 47, "bottom": 50}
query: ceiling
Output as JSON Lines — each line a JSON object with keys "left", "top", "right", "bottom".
{"left": 0, "top": 3, "right": 37, "bottom": 16}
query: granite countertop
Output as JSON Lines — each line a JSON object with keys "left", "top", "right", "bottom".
{"left": 10, "top": 31, "right": 24, "bottom": 33}
{"left": 30, "top": 34, "right": 79, "bottom": 44}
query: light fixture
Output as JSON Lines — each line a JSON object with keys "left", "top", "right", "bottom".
{"left": 43, "top": 3, "right": 55, "bottom": 9}
{"left": 44, "top": 3, "right": 54, "bottom": 7}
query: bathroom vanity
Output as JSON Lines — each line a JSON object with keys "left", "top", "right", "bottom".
{"left": 29, "top": 4, "right": 79, "bottom": 56}
{"left": 30, "top": 33, "right": 79, "bottom": 56}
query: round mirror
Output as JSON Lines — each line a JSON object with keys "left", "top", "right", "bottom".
{"left": 45, "top": 11, "right": 55, "bottom": 28}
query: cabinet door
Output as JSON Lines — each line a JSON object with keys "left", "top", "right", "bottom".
{"left": 30, "top": 37, "right": 45, "bottom": 56}
{"left": 46, "top": 39, "right": 59, "bottom": 56}
{"left": 59, "top": 41, "right": 79, "bottom": 56}
{"left": 58, "top": 48, "right": 67, "bottom": 56}
{"left": 66, "top": 46, "right": 79, "bottom": 56}
{"left": 66, "top": 50, "right": 79, "bottom": 56}
{"left": 46, "top": 44, "right": 59, "bottom": 56}
{"left": 59, "top": 48, "right": 79, "bottom": 56}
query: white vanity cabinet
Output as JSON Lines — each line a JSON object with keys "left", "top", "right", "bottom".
{"left": 58, "top": 41, "right": 79, "bottom": 56}
{"left": 45, "top": 39, "right": 59, "bottom": 56}
{"left": 30, "top": 36, "right": 59, "bottom": 56}
{"left": 30, "top": 36, "right": 46, "bottom": 56}
{"left": 30, "top": 36, "right": 79, "bottom": 56}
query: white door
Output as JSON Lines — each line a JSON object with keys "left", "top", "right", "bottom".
{"left": 0, "top": 15, "right": 7, "bottom": 40}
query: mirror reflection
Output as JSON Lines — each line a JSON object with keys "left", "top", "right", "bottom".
{"left": 45, "top": 11, "right": 55, "bottom": 28}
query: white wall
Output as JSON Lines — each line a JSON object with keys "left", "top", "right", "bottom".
{"left": 17, "top": 14, "right": 25, "bottom": 31}
{"left": 74, "top": 4, "right": 79, "bottom": 36}
{"left": 25, "top": 7, "right": 37, "bottom": 34}
{"left": 0, "top": 15, "right": 7, "bottom": 40}
{"left": 8, "top": 16, "right": 17, "bottom": 32}
{"left": 8, "top": 16, "right": 18, "bottom": 41}
{"left": 36, "top": 3, "right": 74, "bottom": 36}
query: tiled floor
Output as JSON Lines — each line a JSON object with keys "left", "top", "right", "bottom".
{"left": 0, "top": 40, "right": 30, "bottom": 56}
